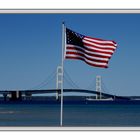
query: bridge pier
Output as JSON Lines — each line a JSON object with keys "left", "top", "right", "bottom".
{"left": 3, "top": 94, "right": 7, "bottom": 101}
{"left": 56, "top": 89, "right": 61, "bottom": 101}
{"left": 24, "top": 93, "right": 32, "bottom": 100}
{"left": 9, "top": 91, "right": 22, "bottom": 101}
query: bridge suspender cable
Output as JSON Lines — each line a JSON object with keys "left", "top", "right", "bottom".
{"left": 64, "top": 69, "right": 80, "bottom": 89}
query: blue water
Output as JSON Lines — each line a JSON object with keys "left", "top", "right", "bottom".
{"left": 0, "top": 103, "right": 140, "bottom": 126}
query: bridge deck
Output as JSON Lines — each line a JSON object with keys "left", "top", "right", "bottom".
{"left": 0, "top": 89, "right": 130, "bottom": 100}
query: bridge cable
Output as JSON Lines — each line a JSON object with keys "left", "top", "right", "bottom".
{"left": 101, "top": 80, "right": 110, "bottom": 94}
{"left": 35, "top": 72, "right": 56, "bottom": 89}
{"left": 64, "top": 69, "right": 80, "bottom": 89}
{"left": 86, "top": 78, "right": 96, "bottom": 90}
{"left": 64, "top": 76, "right": 79, "bottom": 89}
{"left": 29, "top": 69, "right": 56, "bottom": 90}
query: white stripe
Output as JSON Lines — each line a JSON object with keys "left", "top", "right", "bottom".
{"left": 84, "top": 36, "right": 117, "bottom": 46}
{"left": 66, "top": 45, "right": 112, "bottom": 57}
{"left": 83, "top": 39, "right": 116, "bottom": 50}
{"left": 84, "top": 42, "right": 114, "bottom": 53}
{"left": 65, "top": 54, "right": 108, "bottom": 66}
{"left": 66, "top": 49, "right": 109, "bottom": 61}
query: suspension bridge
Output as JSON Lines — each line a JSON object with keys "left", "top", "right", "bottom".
{"left": 0, "top": 66, "right": 130, "bottom": 102}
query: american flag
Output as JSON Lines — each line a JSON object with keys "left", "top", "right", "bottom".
{"left": 65, "top": 28, "right": 117, "bottom": 68}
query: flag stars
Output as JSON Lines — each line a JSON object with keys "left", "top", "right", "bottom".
{"left": 66, "top": 28, "right": 84, "bottom": 47}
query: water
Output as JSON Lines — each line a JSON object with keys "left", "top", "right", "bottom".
{"left": 0, "top": 102, "right": 140, "bottom": 127}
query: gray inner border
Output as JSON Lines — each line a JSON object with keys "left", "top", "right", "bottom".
{"left": 0, "top": 127, "right": 140, "bottom": 131}
{"left": 0, "top": 9, "right": 139, "bottom": 131}
{"left": 0, "top": 9, "right": 140, "bottom": 13}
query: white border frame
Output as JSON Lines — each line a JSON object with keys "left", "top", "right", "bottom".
{"left": 0, "top": 9, "right": 140, "bottom": 131}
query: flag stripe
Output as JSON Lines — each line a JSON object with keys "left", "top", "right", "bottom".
{"left": 65, "top": 55, "right": 108, "bottom": 68}
{"left": 83, "top": 39, "right": 116, "bottom": 50}
{"left": 79, "top": 45, "right": 114, "bottom": 55}
{"left": 83, "top": 42, "right": 115, "bottom": 53}
{"left": 84, "top": 36, "right": 117, "bottom": 46}
{"left": 66, "top": 51, "right": 109, "bottom": 63}
{"left": 66, "top": 45, "right": 112, "bottom": 58}
{"left": 66, "top": 49, "right": 109, "bottom": 61}
{"left": 84, "top": 38, "right": 117, "bottom": 47}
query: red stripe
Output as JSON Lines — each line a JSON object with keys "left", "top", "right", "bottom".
{"left": 83, "top": 42, "right": 116, "bottom": 51}
{"left": 66, "top": 52, "right": 108, "bottom": 63}
{"left": 65, "top": 56, "right": 108, "bottom": 68}
{"left": 85, "top": 36, "right": 116, "bottom": 43}
{"left": 81, "top": 45, "right": 113, "bottom": 55}
{"left": 112, "top": 40, "right": 117, "bottom": 45}
{"left": 84, "top": 37, "right": 117, "bottom": 47}
{"left": 66, "top": 46, "right": 112, "bottom": 58}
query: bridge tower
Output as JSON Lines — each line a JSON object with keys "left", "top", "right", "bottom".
{"left": 96, "top": 75, "right": 102, "bottom": 99}
{"left": 56, "top": 66, "right": 63, "bottom": 100}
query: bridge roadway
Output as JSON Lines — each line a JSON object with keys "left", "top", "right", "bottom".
{"left": 0, "top": 89, "right": 130, "bottom": 100}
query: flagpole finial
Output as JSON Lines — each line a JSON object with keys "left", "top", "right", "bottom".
{"left": 62, "top": 21, "right": 65, "bottom": 25}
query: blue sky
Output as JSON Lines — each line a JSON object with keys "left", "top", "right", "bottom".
{"left": 0, "top": 13, "right": 139, "bottom": 96}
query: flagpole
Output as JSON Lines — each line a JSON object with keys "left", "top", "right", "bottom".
{"left": 60, "top": 22, "right": 65, "bottom": 126}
